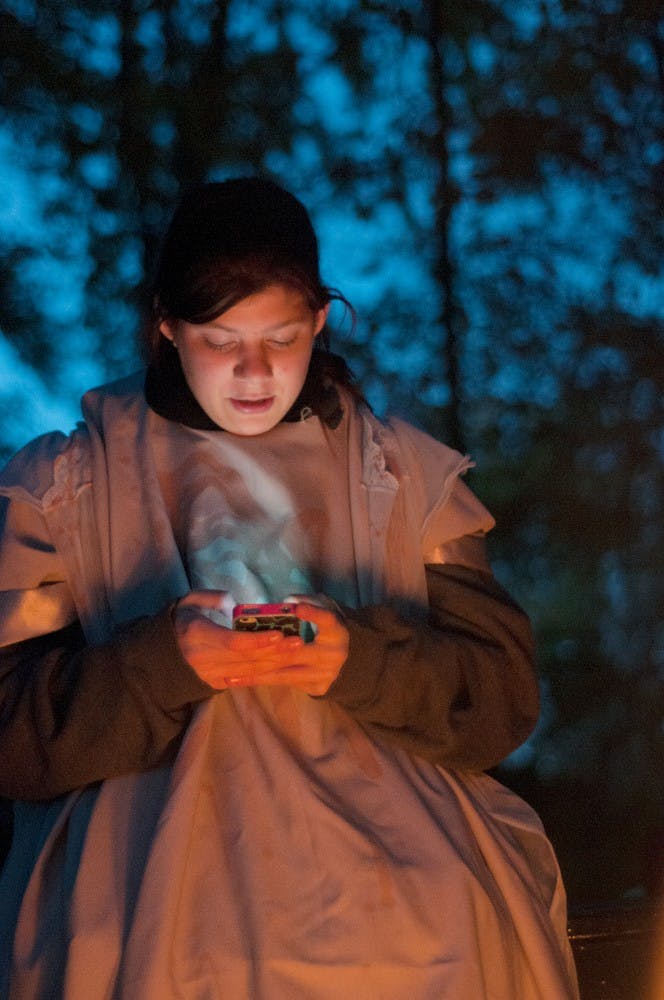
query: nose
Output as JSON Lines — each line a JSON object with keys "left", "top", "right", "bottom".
{"left": 233, "top": 343, "right": 272, "bottom": 378}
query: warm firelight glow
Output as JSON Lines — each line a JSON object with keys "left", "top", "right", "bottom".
{"left": 647, "top": 906, "right": 664, "bottom": 999}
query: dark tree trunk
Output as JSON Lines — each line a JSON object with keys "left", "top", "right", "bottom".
{"left": 422, "top": 0, "right": 464, "bottom": 454}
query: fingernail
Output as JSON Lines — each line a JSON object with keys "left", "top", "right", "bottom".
{"left": 218, "top": 593, "right": 235, "bottom": 616}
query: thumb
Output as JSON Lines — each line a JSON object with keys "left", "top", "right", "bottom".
{"left": 177, "top": 590, "right": 234, "bottom": 616}
{"left": 285, "top": 592, "right": 332, "bottom": 610}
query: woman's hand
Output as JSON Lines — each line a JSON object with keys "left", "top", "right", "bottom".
{"left": 173, "top": 591, "right": 349, "bottom": 696}
{"left": 225, "top": 599, "right": 349, "bottom": 696}
{"left": 173, "top": 591, "right": 301, "bottom": 689}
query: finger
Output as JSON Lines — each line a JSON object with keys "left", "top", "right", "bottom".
{"left": 294, "top": 602, "right": 342, "bottom": 631}
{"left": 225, "top": 665, "right": 337, "bottom": 696}
{"left": 177, "top": 590, "right": 234, "bottom": 616}
{"left": 184, "top": 635, "right": 305, "bottom": 688}
{"left": 293, "top": 601, "right": 327, "bottom": 621}
{"left": 188, "top": 630, "right": 296, "bottom": 667}
{"left": 226, "top": 634, "right": 307, "bottom": 662}
{"left": 285, "top": 593, "right": 324, "bottom": 608}
{"left": 214, "top": 631, "right": 304, "bottom": 663}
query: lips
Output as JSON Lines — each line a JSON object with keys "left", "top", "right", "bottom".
{"left": 230, "top": 396, "right": 275, "bottom": 413}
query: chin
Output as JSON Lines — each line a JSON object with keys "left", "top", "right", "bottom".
{"left": 220, "top": 412, "right": 285, "bottom": 437}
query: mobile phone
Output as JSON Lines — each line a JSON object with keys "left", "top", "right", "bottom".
{"left": 232, "top": 602, "right": 301, "bottom": 637}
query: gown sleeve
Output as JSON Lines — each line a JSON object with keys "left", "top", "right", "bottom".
{"left": 323, "top": 480, "right": 539, "bottom": 771}
{"left": 0, "top": 495, "right": 214, "bottom": 801}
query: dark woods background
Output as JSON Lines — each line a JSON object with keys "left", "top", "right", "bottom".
{"left": 1, "top": 0, "right": 662, "bottom": 908}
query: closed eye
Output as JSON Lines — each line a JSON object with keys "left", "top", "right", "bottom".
{"left": 204, "top": 338, "right": 237, "bottom": 353}
{"left": 268, "top": 337, "right": 296, "bottom": 348}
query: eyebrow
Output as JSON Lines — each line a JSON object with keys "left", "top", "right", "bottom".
{"left": 207, "top": 317, "right": 308, "bottom": 335}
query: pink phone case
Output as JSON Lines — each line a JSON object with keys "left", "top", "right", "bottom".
{"left": 232, "top": 603, "right": 300, "bottom": 636}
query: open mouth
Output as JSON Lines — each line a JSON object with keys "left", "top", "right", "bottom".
{"left": 230, "top": 396, "right": 275, "bottom": 414}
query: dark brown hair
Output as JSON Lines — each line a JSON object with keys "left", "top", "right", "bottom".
{"left": 142, "top": 177, "right": 352, "bottom": 364}
{"left": 141, "top": 177, "right": 365, "bottom": 412}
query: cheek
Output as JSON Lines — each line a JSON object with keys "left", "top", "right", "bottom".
{"left": 287, "top": 355, "right": 313, "bottom": 388}
{"left": 185, "top": 352, "right": 231, "bottom": 386}
{"left": 176, "top": 358, "right": 215, "bottom": 407}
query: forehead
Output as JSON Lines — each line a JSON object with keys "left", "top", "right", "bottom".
{"left": 209, "top": 284, "right": 314, "bottom": 327}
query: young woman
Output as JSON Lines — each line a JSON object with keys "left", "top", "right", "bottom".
{"left": 0, "top": 178, "right": 578, "bottom": 998}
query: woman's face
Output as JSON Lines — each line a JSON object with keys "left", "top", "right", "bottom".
{"left": 161, "top": 284, "right": 328, "bottom": 436}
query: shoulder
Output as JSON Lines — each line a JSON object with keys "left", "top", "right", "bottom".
{"left": 0, "top": 430, "right": 75, "bottom": 504}
{"left": 384, "top": 415, "right": 472, "bottom": 475}
{"left": 362, "top": 409, "right": 473, "bottom": 487}
{"left": 365, "top": 410, "right": 495, "bottom": 542}
{"left": 0, "top": 371, "right": 146, "bottom": 506}
{"left": 80, "top": 370, "right": 147, "bottom": 428}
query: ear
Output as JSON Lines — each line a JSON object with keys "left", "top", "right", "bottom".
{"left": 159, "top": 320, "right": 177, "bottom": 344}
{"left": 314, "top": 303, "right": 330, "bottom": 338}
